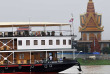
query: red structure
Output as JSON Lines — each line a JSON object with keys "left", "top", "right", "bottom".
{"left": 91, "top": 37, "right": 101, "bottom": 52}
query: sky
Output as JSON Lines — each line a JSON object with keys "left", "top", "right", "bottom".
{"left": 0, "top": 0, "right": 109, "bottom": 40}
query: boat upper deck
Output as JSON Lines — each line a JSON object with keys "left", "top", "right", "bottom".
{"left": 0, "top": 22, "right": 74, "bottom": 37}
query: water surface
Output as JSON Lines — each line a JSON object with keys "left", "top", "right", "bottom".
{"left": 60, "top": 65, "right": 110, "bottom": 74}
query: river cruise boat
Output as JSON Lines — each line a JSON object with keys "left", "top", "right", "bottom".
{"left": 0, "top": 22, "right": 82, "bottom": 73}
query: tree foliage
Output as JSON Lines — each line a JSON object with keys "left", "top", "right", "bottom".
{"left": 101, "top": 47, "right": 110, "bottom": 54}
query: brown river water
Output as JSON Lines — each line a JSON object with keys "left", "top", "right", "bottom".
{"left": 60, "top": 65, "right": 110, "bottom": 74}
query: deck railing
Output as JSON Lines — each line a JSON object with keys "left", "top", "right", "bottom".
{"left": 0, "top": 30, "right": 73, "bottom": 37}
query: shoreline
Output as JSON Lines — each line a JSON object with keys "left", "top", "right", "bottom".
{"left": 77, "top": 58, "right": 110, "bottom": 65}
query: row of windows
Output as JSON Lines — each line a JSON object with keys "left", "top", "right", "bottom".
{"left": 18, "top": 40, "right": 71, "bottom": 46}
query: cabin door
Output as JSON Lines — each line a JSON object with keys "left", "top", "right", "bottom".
{"left": 31, "top": 53, "right": 34, "bottom": 64}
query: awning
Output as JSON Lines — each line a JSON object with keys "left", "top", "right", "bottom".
{"left": 0, "top": 22, "right": 71, "bottom": 27}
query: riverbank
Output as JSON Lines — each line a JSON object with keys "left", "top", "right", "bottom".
{"left": 77, "top": 58, "right": 110, "bottom": 65}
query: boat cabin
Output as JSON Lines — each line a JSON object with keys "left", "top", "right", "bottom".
{"left": 0, "top": 22, "right": 75, "bottom": 65}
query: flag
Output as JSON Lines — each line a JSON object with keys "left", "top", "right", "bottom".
{"left": 69, "top": 18, "right": 74, "bottom": 22}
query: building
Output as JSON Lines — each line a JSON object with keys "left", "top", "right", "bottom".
{"left": 77, "top": 0, "right": 110, "bottom": 53}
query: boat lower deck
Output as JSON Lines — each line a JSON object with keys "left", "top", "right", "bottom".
{"left": 0, "top": 60, "right": 80, "bottom": 73}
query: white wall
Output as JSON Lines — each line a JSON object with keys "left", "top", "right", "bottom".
{"left": 17, "top": 37, "right": 71, "bottom": 50}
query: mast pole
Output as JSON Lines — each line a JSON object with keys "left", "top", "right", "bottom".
{"left": 71, "top": 13, "right": 74, "bottom": 36}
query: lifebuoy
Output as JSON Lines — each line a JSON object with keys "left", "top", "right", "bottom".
{"left": 18, "top": 65, "right": 22, "bottom": 69}
{"left": 49, "top": 64, "right": 52, "bottom": 67}
{"left": 5, "top": 66, "right": 8, "bottom": 69}
{"left": 31, "top": 65, "right": 34, "bottom": 68}
{"left": 44, "top": 65, "right": 48, "bottom": 68}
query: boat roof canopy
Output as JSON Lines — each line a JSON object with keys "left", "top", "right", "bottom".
{"left": 0, "top": 22, "right": 71, "bottom": 27}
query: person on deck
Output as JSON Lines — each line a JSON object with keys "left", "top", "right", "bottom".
{"left": 49, "top": 55, "right": 53, "bottom": 63}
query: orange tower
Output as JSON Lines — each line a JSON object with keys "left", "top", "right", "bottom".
{"left": 79, "top": 0, "right": 104, "bottom": 41}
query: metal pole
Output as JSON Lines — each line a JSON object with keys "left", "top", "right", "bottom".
{"left": 62, "top": 50, "right": 63, "bottom": 60}
{"left": 70, "top": 25, "right": 72, "bottom": 35}
{"left": 13, "top": 38, "right": 14, "bottom": 50}
{"left": 12, "top": 24, "right": 14, "bottom": 36}
{"left": 73, "top": 50, "right": 75, "bottom": 60}
{"left": 59, "top": 24, "right": 62, "bottom": 35}
{"left": 46, "top": 51, "right": 47, "bottom": 61}
{"left": 71, "top": 13, "right": 74, "bottom": 36}
{"left": 72, "top": 22, "right": 74, "bottom": 35}
{"left": 13, "top": 52, "right": 14, "bottom": 64}
{"left": 44, "top": 24, "right": 46, "bottom": 33}
{"left": 30, "top": 51, "right": 31, "bottom": 64}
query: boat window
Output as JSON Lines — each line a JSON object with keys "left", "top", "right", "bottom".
{"left": 18, "top": 40, "right": 22, "bottom": 46}
{"left": 56, "top": 40, "right": 60, "bottom": 45}
{"left": 41, "top": 40, "right": 45, "bottom": 45}
{"left": 49, "top": 40, "right": 53, "bottom": 45}
{"left": 40, "top": 53, "right": 43, "bottom": 58}
{"left": 34, "top": 40, "right": 38, "bottom": 45}
{"left": 26, "top": 40, "right": 30, "bottom": 45}
{"left": 19, "top": 53, "right": 24, "bottom": 59}
{"left": 63, "top": 40, "right": 66, "bottom": 45}
{"left": 69, "top": 40, "right": 71, "bottom": 45}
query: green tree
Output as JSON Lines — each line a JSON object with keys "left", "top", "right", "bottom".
{"left": 101, "top": 47, "right": 110, "bottom": 54}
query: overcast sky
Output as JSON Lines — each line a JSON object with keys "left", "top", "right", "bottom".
{"left": 0, "top": 0, "right": 109, "bottom": 40}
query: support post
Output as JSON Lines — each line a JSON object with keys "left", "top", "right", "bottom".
{"left": 46, "top": 51, "right": 47, "bottom": 61}
{"left": 73, "top": 50, "right": 75, "bottom": 60}
{"left": 12, "top": 24, "right": 14, "bottom": 36}
{"left": 59, "top": 24, "right": 62, "bottom": 35}
{"left": 62, "top": 50, "right": 63, "bottom": 60}
{"left": 44, "top": 24, "right": 46, "bottom": 33}
{"left": 71, "top": 23, "right": 73, "bottom": 35}
{"left": 13, "top": 52, "right": 14, "bottom": 64}
{"left": 30, "top": 51, "right": 31, "bottom": 64}
{"left": 13, "top": 38, "right": 14, "bottom": 50}
{"left": 70, "top": 25, "right": 72, "bottom": 35}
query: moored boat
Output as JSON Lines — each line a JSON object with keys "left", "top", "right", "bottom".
{"left": 0, "top": 22, "right": 82, "bottom": 73}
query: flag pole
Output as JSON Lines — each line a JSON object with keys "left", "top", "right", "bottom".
{"left": 71, "top": 13, "right": 74, "bottom": 36}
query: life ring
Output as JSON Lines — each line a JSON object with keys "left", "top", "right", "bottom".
{"left": 44, "top": 65, "right": 48, "bottom": 68}
{"left": 1, "top": 70, "right": 4, "bottom": 73}
{"left": 18, "top": 65, "right": 22, "bottom": 69}
{"left": 49, "top": 64, "right": 52, "bottom": 67}
{"left": 31, "top": 65, "right": 34, "bottom": 68}
{"left": 5, "top": 66, "right": 8, "bottom": 69}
